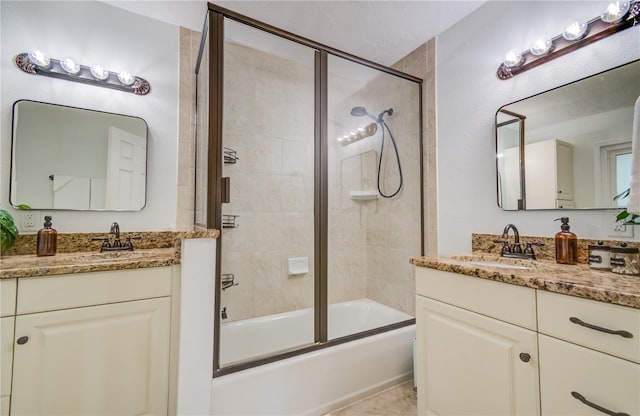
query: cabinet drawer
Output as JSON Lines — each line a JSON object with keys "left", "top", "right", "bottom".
{"left": 1, "top": 279, "right": 16, "bottom": 317}
{"left": 416, "top": 267, "right": 537, "bottom": 330}
{"left": 539, "top": 334, "right": 640, "bottom": 416}
{"left": 17, "top": 267, "right": 172, "bottom": 315}
{"left": 537, "top": 291, "right": 640, "bottom": 363}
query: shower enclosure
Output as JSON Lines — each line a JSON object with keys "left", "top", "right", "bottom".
{"left": 196, "top": 4, "right": 423, "bottom": 376}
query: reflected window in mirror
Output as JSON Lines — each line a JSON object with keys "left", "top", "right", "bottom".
{"left": 10, "top": 100, "right": 148, "bottom": 211}
{"left": 495, "top": 59, "right": 640, "bottom": 210}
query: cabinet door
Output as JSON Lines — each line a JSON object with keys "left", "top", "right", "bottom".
{"left": 539, "top": 334, "right": 640, "bottom": 416}
{"left": 11, "top": 297, "right": 170, "bottom": 416}
{"left": 1, "top": 316, "right": 14, "bottom": 416}
{"left": 416, "top": 296, "right": 539, "bottom": 416}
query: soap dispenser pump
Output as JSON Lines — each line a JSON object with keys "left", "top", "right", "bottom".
{"left": 554, "top": 217, "right": 577, "bottom": 265}
{"left": 37, "top": 216, "right": 57, "bottom": 257}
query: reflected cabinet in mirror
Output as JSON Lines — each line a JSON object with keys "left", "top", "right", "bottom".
{"left": 496, "top": 59, "right": 640, "bottom": 210}
{"left": 10, "top": 100, "right": 148, "bottom": 210}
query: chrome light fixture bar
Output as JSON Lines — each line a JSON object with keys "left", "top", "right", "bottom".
{"left": 14, "top": 52, "right": 151, "bottom": 95}
{"left": 497, "top": 1, "right": 639, "bottom": 80}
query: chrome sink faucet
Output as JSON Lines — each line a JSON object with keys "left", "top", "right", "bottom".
{"left": 494, "top": 224, "right": 544, "bottom": 260}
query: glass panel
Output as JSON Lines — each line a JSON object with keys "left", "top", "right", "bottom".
{"left": 219, "top": 18, "right": 317, "bottom": 366}
{"left": 496, "top": 112, "right": 523, "bottom": 210}
{"left": 195, "top": 20, "right": 209, "bottom": 228}
{"left": 326, "top": 54, "right": 420, "bottom": 340}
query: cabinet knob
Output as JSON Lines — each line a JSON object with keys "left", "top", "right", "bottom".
{"left": 16, "top": 336, "right": 29, "bottom": 345}
{"left": 519, "top": 352, "right": 531, "bottom": 362}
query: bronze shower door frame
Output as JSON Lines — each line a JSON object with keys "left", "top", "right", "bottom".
{"left": 197, "top": 3, "right": 424, "bottom": 377}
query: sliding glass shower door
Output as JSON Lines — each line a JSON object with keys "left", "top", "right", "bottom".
{"left": 326, "top": 55, "right": 421, "bottom": 340}
{"left": 218, "top": 19, "right": 317, "bottom": 366}
{"left": 196, "top": 5, "right": 422, "bottom": 375}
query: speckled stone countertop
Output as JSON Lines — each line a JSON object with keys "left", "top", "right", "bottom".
{"left": 0, "top": 229, "right": 219, "bottom": 279}
{"left": 411, "top": 253, "right": 640, "bottom": 310}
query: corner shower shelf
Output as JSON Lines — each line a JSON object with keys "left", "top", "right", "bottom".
{"left": 222, "top": 214, "right": 239, "bottom": 228}
{"left": 350, "top": 190, "right": 378, "bottom": 201}
{"left": 223, "top": 147, "right": 238, "bottom": 164}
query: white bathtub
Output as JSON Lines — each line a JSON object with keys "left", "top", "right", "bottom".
{"left": 211, "top": 299, "right": 415, "bottom": 416}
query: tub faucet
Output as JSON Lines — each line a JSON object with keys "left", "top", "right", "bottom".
{"left": 221, "top": 307, "right": 228, "bottom": 320}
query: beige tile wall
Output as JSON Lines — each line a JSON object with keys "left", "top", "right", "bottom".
{"left": 219, "top": 42, "right": 316, "bottom": 321}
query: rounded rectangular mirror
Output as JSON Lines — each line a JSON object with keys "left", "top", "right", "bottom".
{"left": 10, "top": 100, "right": 148, "bottom": 211}
{"left": 496, "top": 59, "right": 640, "bottom": 210}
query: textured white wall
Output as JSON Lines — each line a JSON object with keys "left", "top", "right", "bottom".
{"left": 437, "top": 1, "right": 640, "bottom": 254}
{"left": 1, "top": 1, "right": 179, "bottom": 232}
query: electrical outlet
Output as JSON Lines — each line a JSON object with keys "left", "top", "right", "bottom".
{"left": 610, "top": 221, "right": 634, "bottom": 238}
{"left": 21, "top": 210, "right": 40, "bottom": 232}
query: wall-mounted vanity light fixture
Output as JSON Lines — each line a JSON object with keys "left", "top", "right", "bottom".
{"left": 497, "top": 1, "right": 639, "bottom": 80}
{"left": 336, "top": 122, "right": 378, "bottom": 145}
{"left": 14, "top": 51, "right": 151, "bottom": 95}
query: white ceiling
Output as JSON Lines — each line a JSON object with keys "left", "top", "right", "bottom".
{"left": 104, "top": 0, "right": 486, "bottom": 66}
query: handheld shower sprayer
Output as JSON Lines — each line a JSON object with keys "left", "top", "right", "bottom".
{"left": 349, "top": 105, "right": 403, "bottom": 198}
{"left": 350, "top": 106, "right": 394, "bottom": 122}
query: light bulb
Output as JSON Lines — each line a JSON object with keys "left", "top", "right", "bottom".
{"left": 90, "top": 65, "right": 109, "bottom": 81}
{"left": 503, "top": 50, "right": 524, "bottom": 68}
{"left": 530, "top": 39, "right": 552, "bottom": 56}
{"left": 118, "top": 71, "right": 135, "bottom": 85}
{"left": 28, "top": 50, "right": 50, "bottom": 68}
{"left": 563, "top": 21, "right": 588, "bottom": 41}
{"left": 601, "top": 1, "right": 630, "bottom": 23}
{"left": 60, "top": 57, "right": 80, "bottom": 74}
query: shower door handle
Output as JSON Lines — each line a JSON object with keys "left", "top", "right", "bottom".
{"left": 221, "top": 177, "right": 230, "bottom": 203}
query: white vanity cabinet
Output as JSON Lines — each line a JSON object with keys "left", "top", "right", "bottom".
{"left": 415, "top": 268, "right": 540, "bottom": 416}
{"left": 416, "top": 266, "right": 640, "bottom": 416}
{"left": 8, "top": 267, "right": 174, "bottom": 416}
{"left": 1, "top": 279, "right": 17, "bottom": 416}
{"left": 537, "top": 291, "right": 640, "bottom": 416}
{"left": 525, "top": 139, "right": 574, "bottom": 209}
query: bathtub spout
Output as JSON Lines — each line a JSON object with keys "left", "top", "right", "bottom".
{"left": 221, "top": 307, "right": 228, "bottom": 320}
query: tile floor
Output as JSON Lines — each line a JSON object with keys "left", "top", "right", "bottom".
{"left": 325, "top": 381, "right": 417, "bottom": 416}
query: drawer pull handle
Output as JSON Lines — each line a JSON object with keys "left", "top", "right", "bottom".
{"left": 16, "top": 336, "right": 29, "bottom": 345}
{"left": 569, "top": 317, "right": 633, "bottom": 338}
{"left": 571, "top": 391, "right": 629, "bottom": 416}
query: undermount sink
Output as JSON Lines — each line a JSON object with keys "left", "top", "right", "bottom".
{"left": 451, "top": 254, "right": 551, "bottom": 271}
{"left": 70, "top": 251, "right": 158, "bottom": 263}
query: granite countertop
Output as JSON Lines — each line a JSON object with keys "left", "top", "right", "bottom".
{"left": 1, "top": 247, "right": 180, "bottom": 279}
{"left": 411, "top": 253, "right": 640, "bottom": 310}
{"left": 0, "top": 229, "right": 220, "bottom": 279}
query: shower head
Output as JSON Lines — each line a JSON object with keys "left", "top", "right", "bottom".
{"left": 350, "top": 106, "right": 394, "bottom": 122}
{"left": 350, "top": 106, "right": 377, "bottom": 121}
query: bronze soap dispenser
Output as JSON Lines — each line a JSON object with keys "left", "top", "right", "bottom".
{"left": 37, "top": 215, "right": 57, "bottom": 256}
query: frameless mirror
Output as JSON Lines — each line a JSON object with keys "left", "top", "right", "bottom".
{"left": 497, "top": 59, "right": 640, "bottom": 210}
{"left": 10, "top": 100, "right": 147, "bottom": 210}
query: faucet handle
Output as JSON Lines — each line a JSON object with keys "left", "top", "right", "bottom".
{"left": 523, "top": 241, "right": 544, "bottom": 259}
{"left": 494, "top": 240, "right": 511, "bottom": 255}
{"left": 91, "top": 236, "right": 111, "bottom": 251}
{"left": 123, "top": 235, "right": 142, "bottom": 250}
